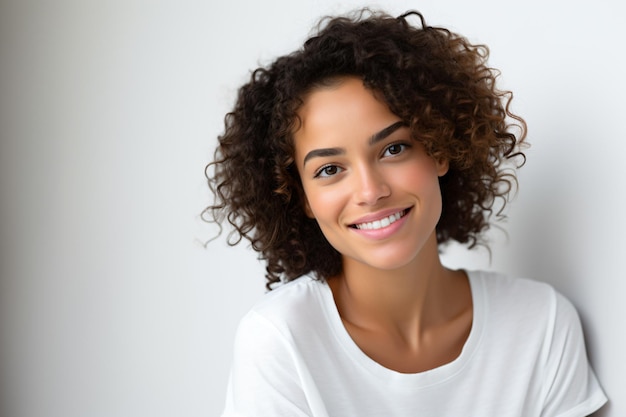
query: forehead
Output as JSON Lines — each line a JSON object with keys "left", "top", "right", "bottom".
{"left": 295, "top": 78, "right": 400, "bottom": 141}
{"left": 298, "top": 77, "right": 386, "bottom": 120}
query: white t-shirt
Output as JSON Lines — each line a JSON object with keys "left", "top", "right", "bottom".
{"left": 221, "top": 270, "right": 607, "bottom": 416}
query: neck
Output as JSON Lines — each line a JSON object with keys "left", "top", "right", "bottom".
{"left": 329, "top": 232, "right": 460, "bottom": 337}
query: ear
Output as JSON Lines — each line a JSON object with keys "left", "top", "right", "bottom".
{"left": 436, "top": 158, "right": 449, "bottom": 177}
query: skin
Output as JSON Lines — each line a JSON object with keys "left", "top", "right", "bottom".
{"left": 294, "top": 77, "right": 473, "bottom": 373}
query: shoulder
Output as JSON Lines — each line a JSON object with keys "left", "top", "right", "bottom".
{"left": 469, "top": 270, "right": 607, "bottom": 415}
{"left": 469, "top": 269, "right": 576, "bottom": 321}
{"left": 249, "top": 276, "right": 327, "bottom": 319}
{"left": 470, "top": 269, "right": 555, "bottom": 299}
{"left": 224, "top": 277, "right": 326, "bottom": 416}
{"left": 235, "top": 276, "right": 329, "bottom": 345}
{"left": 468, "top": 270, "right": 586, "bottom": 354}
{"left": 468, "top": 271, "right": 598, "bottom": 383}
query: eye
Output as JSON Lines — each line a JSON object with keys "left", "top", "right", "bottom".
{"left": 383, "top": 142, "right": 410, "bottom": 157}
{"left": 314, "top": 164, "right": 342, "bottom": 178}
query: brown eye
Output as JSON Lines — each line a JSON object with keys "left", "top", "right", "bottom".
{"left": 315, "top": 164, "right": 342, "bottom": 178}
{"left": 383, "top": 143, "right": 409, "bottom": 157}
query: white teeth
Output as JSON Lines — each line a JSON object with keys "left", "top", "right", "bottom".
{"left": 355, "top": 211, "right": 404, "bottom": 230}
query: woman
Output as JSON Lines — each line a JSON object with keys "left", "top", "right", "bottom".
{"left": 206, "top": 10, "right": 607, "bottom": 416}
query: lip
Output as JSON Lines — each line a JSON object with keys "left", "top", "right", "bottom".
{"left": 348, "top": 207, "right": 411, "bottom": 227}
{"left": 348, "top": 207, "right": 411, "bottom": 240}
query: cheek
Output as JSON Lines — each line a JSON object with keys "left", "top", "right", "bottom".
{"left": 398, "top": 162, "right": 441, "bottom": 193}
{"left": 302, "top": 182, "right": 355, "bottom": 226}
{"left": 304, "top": 187, "right": 341, "bottom": 218}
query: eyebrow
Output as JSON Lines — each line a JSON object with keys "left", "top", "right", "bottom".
{"left": 302, "top": 121, "right": 407, "bottom": 166}
{"left": 369, "top": 121, "right": 407, "bottom": 145}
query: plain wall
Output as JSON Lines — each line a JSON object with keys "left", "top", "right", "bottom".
{"left": 0, "top": 0, "right": 623, "bottom": 416}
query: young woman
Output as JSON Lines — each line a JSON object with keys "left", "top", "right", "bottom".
{"left": 206, "top": 10, "right": 607, "bottom": 416}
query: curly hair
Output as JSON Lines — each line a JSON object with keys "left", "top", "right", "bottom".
{"left": 205, "top": 9, "right": 526, "bottom": 290}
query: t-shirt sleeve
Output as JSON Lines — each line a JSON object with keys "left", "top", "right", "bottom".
{"left": 540, "top": 291, "right": 607, "bottom": 417}
{"left": 220, "top": 311, "right": 314, "bottom": 417}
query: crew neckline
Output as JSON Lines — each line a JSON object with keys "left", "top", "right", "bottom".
{"left": 315, "top": 270, "right": 486, "bottom": 388}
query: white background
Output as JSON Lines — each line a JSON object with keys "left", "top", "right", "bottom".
{"left": 1, "top": 0, "right": 623, "bottom": 416}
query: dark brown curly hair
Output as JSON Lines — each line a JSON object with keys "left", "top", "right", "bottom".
{"left": 205, "top": 9, "right": 526, "bottom": 289}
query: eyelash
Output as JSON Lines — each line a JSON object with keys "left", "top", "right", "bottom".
{"left": 314, "top": 164, "right": 342, "bottom": 178}
{"left": 312, "top": 142, "right": 411, "bottom": 179}
{"left": 382, "top": 142, "right": 411, "bottom": 157}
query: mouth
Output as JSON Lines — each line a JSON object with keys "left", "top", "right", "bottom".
{"left": 349, "top": 208, "right": 410, "bottom": 231}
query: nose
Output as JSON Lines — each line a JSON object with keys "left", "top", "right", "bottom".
{"left": 353, "top": 164, "right": 390, "bottom": 206}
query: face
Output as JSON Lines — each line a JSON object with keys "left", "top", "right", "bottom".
{"left": 294, "top": 77, "right": 449, "bottom": 272}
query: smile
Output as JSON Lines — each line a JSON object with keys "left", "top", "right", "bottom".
{"left": 352, "top": 209, "right": 409, "bottom": 230}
